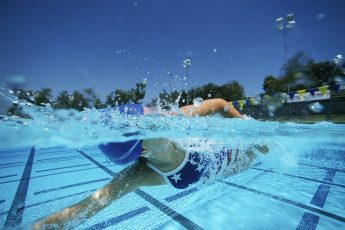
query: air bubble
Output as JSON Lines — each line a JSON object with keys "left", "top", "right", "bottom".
{"left": 308, "top": 102, "right": 324, "bottom": 113}
{"left": 193, "top": 97, "right": 203, "bottom": 107}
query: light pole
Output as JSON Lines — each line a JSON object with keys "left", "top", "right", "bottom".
{"left": 276, "top": 13, "right": 296, "bottom": 118}
{"left": 276, "top": 13, "right": 296, "bottom": 63}
{"left": 182, "top": 58, "right": 191, "bottom": 104}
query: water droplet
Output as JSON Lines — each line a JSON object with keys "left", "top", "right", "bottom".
{"left": 207, "top": 93, "right": 212, "bottom": 98}
{"left": 213, "top": 48, "right": 217, "bottom": 53}
{"left": 193, "top": 97, "right": 203, "bottom": 107}
{"left": 308, "top": 102, "right": 324, "bottom": 113}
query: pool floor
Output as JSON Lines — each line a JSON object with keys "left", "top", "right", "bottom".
{"left": 0, "top": 144, "right": 344, "bottom": 229}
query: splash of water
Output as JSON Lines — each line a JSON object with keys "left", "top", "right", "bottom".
{"left": 0, "top": 88, "right": 344, "bottom": 152}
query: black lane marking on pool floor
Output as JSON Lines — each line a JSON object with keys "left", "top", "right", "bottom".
{"left": 0, "top": 200, "right": 5, "bottom": 204}
{"left": 165, "top": 187, "right": 198, "bottom": 202}
{"left": 85, "top": 206, "right": 151, "bottom": 230}
{"left": 0, "top": 154, "right": 30, "bottom": 159}
{"left": 0, "top": 174, "right": 17, "bottom": 179}
{"left": 296, "top": 212, "right": 320, "bottom": 230}
{"left": 34, "top": 178, "right": 110, "bottom": 195}
{"left": 323, "top": 169, "right": 336, "bottom": 182}
{"left": 77, "top": 150, "right": 205, "bottom": 230}
{"left": 298, "top": 163, "right": 345, "bottom": 173}
{"left": 33, "top": 154, "right": 105, "bottom": 164}
{"left": 219, "top": 180, "right": 345, "bottom": 223}
{"left": 0, "top": 148, "right": 30, "bottom": 154}
{"left": 296, "top": 168, "right": 337, "bottom": 229}
{"left": 250, "top": 167, "right": 345, "bottom": 189}
{"left": 0, "top": 165, "right": 113, "bottom": 185}
{"left": 0, "top": 162, "right": 24, "bottom": 167}
{"left": 164, "top": 165, "right": 270, "bottom": 203}
{"left": 37, "top": 155, "right": 85, "bottom": 162}
{"left": 35, "top": 163, "right": 92, "bottom": 173}
{"left": 0, "top": 189, "right": 96, "bottom": 217}
{"left": 3, "top": 147, "right": 35, "bottom": 228}
{"left": 310, "top": 184, "right": 331, "bottom": 208}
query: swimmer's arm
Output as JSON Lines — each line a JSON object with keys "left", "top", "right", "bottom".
{"left": 253, "top": 144, "right": 269, "bottom": 154}
{"left": 180, "top": 98, "right": 242, "bottom": 118}
{"left": 32, "top": 161, "right": 165, "bottom": 229}
{"left": 222, "top": 145, "right": 269, "bottom": 177}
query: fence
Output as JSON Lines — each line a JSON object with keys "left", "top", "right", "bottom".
{"left": 241, "top": 89, "right": 345, "bottom": 122}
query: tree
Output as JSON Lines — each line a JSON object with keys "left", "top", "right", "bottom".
{"left": 33, "top": 88, "right": 52, "bottom": 106}
{"left": 220, "top": 81, "right": 245, "bottom": 101}
{"left": 280, "top": 51, "right": 310, "bottom": 91}
{"left": 69, "top": 91, "right": 88, "bottom": 111}
{"left": 306, "top": 60, "right": 344, "bottom": 87}
{"left": 54, "top": 91, "right": 70, "bottom": 109}
{"left": 263, "top": 75, "right": 281, "bottom": 94}
{"left": 106, "top": 81, "right": 147, "bottom": 106}
{"left": 130, "top": 82, "right": 146, "bottom": 104}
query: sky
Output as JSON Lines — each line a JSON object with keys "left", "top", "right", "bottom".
{"left": 0, "top": 0, "right": 344, "bottom": 103}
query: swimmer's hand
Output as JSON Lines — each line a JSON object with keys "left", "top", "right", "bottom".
{"left": 253, "top": 144, "right": 269, "bottom": 155}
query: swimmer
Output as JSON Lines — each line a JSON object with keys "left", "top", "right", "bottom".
{"left": 32, "top": 98, "right": 268, "bottom": 229}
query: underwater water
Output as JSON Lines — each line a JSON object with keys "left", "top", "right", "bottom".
{"left": 0, "top": 94, "right": 345, "bottom": 229}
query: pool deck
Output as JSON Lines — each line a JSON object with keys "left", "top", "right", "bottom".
{"left": 0, "top": 144, "right": 344, "bottom": 229}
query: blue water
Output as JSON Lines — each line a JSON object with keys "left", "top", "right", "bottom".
{"left": 0, "top": 99, "right": 345, "bottom": 229}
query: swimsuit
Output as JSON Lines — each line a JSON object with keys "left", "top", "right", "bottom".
{"left": 146, "top": 139, "right": 243, "bottom": 189}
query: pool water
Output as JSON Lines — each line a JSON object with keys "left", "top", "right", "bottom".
{"left": 0, "top": 106, "right": 345, "bottom": 229}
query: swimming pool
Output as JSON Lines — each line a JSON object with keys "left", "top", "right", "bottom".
{"left": 0, "top": 114, "right": 345, "bottom": 229}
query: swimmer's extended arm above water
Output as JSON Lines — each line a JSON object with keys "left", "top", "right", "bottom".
{"left": 145, "top": 98, "right": 243, "bottom": 118}
{"left": 32, "top": 161, "right": 165, "bottom": 229}
{"left": 180, "top": 98, "right": 242, "bottom": 118}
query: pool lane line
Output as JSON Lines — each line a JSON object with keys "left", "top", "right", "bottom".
{"left": 3, "top": 147, "right": 35, "bottom": 228}
{"left": 77, "top": 149, "right": 205, "bottom": 230}
{"left": 0, "top": 148, "right": 31, "bottom": 154}
{"left": 33, "top": 178, "right": 110, "bottom": 195}
{"left": 323, "top": 169, "right": 336, "bottom": 182}
{"left": 0, "top": 200, "right": 4, "bottom": 204}
{"left": 37, "top": 155, "right": 84, "bottom": 162}
{"left": 85, "top": 206, "right": 150, "bottom": 230}
{"left": 164, "top": 168, "right": 270, "bottom": 203}
{"left": 35, "top": 163, "right": 92, "bottom": 173}
{"left": 250, "top": 167, "right": 345, "bottom": 189}
{"left": 296, "top": 212, "right": 320, "bottom": 230}
{"left": 309, "top": 168, "right": 336, "bottom": 209}
{"left": 165, "top": 187, "right": 198, "bottom": 202}
{"left": 0, "top": 161, "right": 24, "bottom": 167}
{"left": 298, "top": 163, "right": 345, "bottom": 173}
{"left": 296, "top": 168, "right": 337, "bottom": 229}
{"left": 164, "top": 164, "right": 269, "bottom": 203}
{"left": 0, "top": 189, "right": 96, "bottom": 217}
{"left": 218, "top": 180, "right": 345, "bottom": 223}
{"left": 0, "top": 174, "right": 17, "bottom": 179}
{"left": 0, "top": 164, "right": 113, "bottom": 185}
{"left": 33, "top": 154, "right": 105, "bottom": 164}
{"left": 310, "top": 184, "right": 331, "bottom": 208}
{"left": 0, "top": 154, "right": 30, "bottom": 159}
